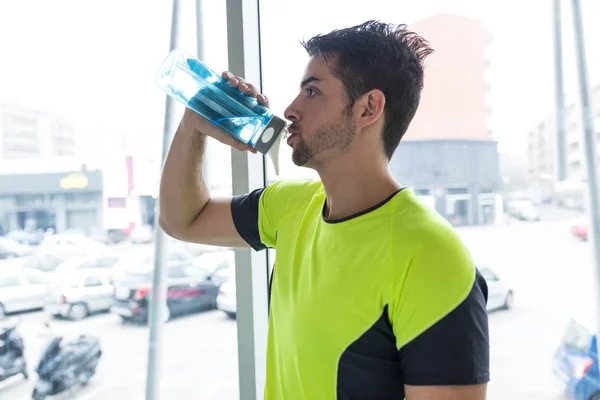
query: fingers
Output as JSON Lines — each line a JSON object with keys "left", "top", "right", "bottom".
{"left": 222, "top": 71, "right": 269, "bottom": 107}
{"left": 212, "top": 125, "right": 258, "bottom": 154}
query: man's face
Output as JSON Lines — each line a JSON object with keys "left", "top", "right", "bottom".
{"left": 283, "top": 55, "right": 356, "bottom": 168}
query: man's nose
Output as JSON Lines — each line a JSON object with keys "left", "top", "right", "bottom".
{"left": 284, "top": 100, "right": 300, "bottom": 122}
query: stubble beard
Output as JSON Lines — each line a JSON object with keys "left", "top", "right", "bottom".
{"left": 291, "top": 115, "right": 355, "bottom": 168}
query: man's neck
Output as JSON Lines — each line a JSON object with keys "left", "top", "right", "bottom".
{"left": 317, "top": 158, "right": 401, "bottom": 221}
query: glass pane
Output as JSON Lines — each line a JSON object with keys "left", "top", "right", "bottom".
{"left": 0, "top": 1, "right": 239, "bottom": 399}
{"left": 0, "top": 275, "right": 20, "bottom": 288}
{"left": 84, "top": 276, "right": 103, "bottom": 287}
{"left": 258, "top": 1, "right": 599, "bottom": 399}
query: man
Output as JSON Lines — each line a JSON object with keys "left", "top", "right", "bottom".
{"left": 160, "top": 20, "right": 489, "bottom": 400}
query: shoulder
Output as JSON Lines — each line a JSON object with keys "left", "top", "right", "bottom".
{"left": 259, "top": 179, "right": 322, "bottom": 220}
{"left": 387, "top": 190, "right": 480, "bottom": 346}
{"left": 261, "top": 179, "right": 323, "bottom": 205}
{"left": 390, "top": 189, "right": 472, "bottom": 267}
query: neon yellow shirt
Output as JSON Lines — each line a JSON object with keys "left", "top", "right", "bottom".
{"left": 231, "top": 180, "right": 489, "bottom": 399}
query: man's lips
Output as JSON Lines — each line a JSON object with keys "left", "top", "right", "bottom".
{"left": 287, "top": 132, "right": 298, "bottom": 146}
{"left": 286, "top": 128, "right": 300, "bottom": 146}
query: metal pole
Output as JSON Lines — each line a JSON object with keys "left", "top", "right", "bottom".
{"left": 226, "top": 0, "right": 270, "bottom": 398}
{"left": 553, "top": 0, "right": 567, "bottom": 182}
{"left": 571, "top": 0, "right": 600, "bottom": 365}
{"left": 146, "top": 0, "right": 179, "bottom": 399}
{"left": 195, "top": 0, "right": 210, "bottom": 189}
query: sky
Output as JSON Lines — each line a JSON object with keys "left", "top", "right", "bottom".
{"left": 0, "top": 0, "right": 598, "bottom": 180}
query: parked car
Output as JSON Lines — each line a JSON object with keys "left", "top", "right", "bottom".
{"left": 216, "top": 278, "right": 237, "bottom": 319}
{"left": 0, "top": 237, "right": 33, "bottom": 260}
{"left": 0, "top": 268, "right": 49, "bottom": 318}
{"left": 571, "top": 218, "right": 589, "bottom": 242}
{"left": 129, "top": 225, "right": 153, "bottom": 244}
{"left": 193, "top": 250, "right": 235, "bottom": 287}
{"left": 89, "top": 228, "right": 129, "bottom": 244}
{"left": 507, "top": 199, "right": 540, "bottom": 221}
{"left": 45, "top": 268, "right": 115, "bottom": 320}
{"left": 480, "top": 266, "right": 514, "bottom": 311}
{"left": 39, "top": 234, "right": 106, "bottom": 259}
{"left": 111, "top": 254, "right": 219, "bottom": 323}
{"left": 3, "top": 253, "right": 66, "bottom": 273}
{"left": 553, "top": 318, "right": 600, "bottom": 400}
{"left": 54, "top": 254, "right": 120, "bottom": 278}
{"left": 4, "top": 230, "right": 43, "bottom": 246}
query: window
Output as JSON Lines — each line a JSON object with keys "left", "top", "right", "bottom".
{"left": 0, "top": 1, "right": 597, "bottom": 399}
{"left": 81, "top": 256, "right": 119, "bottom": 269}
{"left": 25, "top": 273, "right": 45, "bottom": 285}
{"left": 84, "top": 276, "right": 104, "bottom": 287}
{"left": 167, "top": 266, "right": 186, "bottom": 279}
{"left": 168, "top": 252, "right": 185, "bottom": 262}
{"left": 0, "top": 275, "right": 20, "bottom": 288}
{"left": 480, "top": 268, "right": 498, "bottom": 282}
{"left": 182, "top": 266, "right": 209, "bottom": 279}
{"left": 108, "top": 197, "right": 126, "bottom": 208}
{"left": 446, "top": 187, "right": 469, "bottom": 195}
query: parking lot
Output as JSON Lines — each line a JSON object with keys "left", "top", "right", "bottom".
{"left": 0, "top": 205, "right": 590, "bottom": 399}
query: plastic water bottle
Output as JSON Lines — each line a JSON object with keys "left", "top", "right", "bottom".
{"left": 156, "top": 49, "right": 287, "bottom": 174}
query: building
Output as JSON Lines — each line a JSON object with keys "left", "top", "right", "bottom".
{"left": 526, "top": 82, "right": 600, "bottom": 208}
{"left": 391, "top": 14, "right": 502, "bottom": 226}
{"left": 0, "top": 103, "right": 158, "bottom": 235}
{"left": 527, "top": 113, "right": 556, "bottom": 185}
{"left": 0, "top": 102, "right": 78, "bottom": 174}
{"left": 0, "top": 170, "right": 103, "bottom": 234}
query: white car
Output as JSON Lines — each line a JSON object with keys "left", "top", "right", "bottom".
{"left": 40, "top": 233, "right": 107, "bottom": 259}
{"left": 193, "top": 250, "right": 235, "bottom": 287}
{"left": 216, "top": 279, "right": 236, "bottom": 319}
{"left": 0, "top": 267, "right": 49, "bottom": 318}
{"left": 480, "top": 267, "right": 514, "bottom": 311}
{"left": 508, "top": 200, "right": 540, "bottom": 221}
{"left": 129, "top": 225, "right": 154, "bottom": 244}
{"left": 45, "top": 268, "right": 115, "bottom": 320}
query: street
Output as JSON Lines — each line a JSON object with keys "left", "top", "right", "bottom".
{"left": 0, "top": 206, "right": 590, "bottom": 399}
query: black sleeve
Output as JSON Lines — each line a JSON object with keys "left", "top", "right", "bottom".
{"left": 398, "top": 269, "right": 490, "bottom": 386}
{"left": 231, "top": 188, "right": 267, "bottom": 251}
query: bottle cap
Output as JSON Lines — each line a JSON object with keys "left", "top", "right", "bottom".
{"left": 254, "top": 115, "right": 288, "bottom": 175}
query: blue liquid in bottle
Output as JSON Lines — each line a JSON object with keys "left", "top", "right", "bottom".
{"left": 156, "top": 49, "right": 287, "bottom": 172}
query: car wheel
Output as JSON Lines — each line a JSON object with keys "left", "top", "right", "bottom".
{"left": 503, "top": 291, "right": 514, "bottom": 310}
{"left": 69, "top": 303, "right": 89, "bottom": 321}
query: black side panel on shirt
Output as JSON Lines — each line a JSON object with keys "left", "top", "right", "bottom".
{"left": 336, "top": 269, "right": 489, "bottom": 399}
{"left": 398, "top": 269, "right": 490, "bottom": 386}
{"left": 337, "top": 306, "right": 405, "bottom": 400}
{"left": 231, "top": 188, "right": 266, "bottom": 251}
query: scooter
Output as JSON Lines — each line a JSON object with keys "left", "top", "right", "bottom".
{"left": 0, "top": 317, "right": 28, "bottom": 383}
{"left": 32, "top": 322, "right": 101, "bottom": 400}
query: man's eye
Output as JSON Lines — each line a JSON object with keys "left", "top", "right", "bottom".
{"left": 305, "top": 88, "right": 316, "bottom": 97}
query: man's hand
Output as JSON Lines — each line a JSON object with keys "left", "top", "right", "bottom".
{"left": 180, "top": 71, "right": 270, "bottom": 153}
{"left": 405, "top": 384, "right": 487, "bottom": 400}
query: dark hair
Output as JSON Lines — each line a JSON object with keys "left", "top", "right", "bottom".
{"left": 301, "top": 20, "right": 433, "bottom": 159}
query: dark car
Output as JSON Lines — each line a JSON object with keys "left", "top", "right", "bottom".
{"left": 110, "top": 254, "right": 219, "bottom": 323}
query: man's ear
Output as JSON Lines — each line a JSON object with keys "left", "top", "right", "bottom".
{"left": 355, "top": 89, "right": 385, "bottom": 130}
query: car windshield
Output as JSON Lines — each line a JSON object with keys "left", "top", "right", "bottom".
{"left": 562, "top": 320, "right": 593, "bottom": 352}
